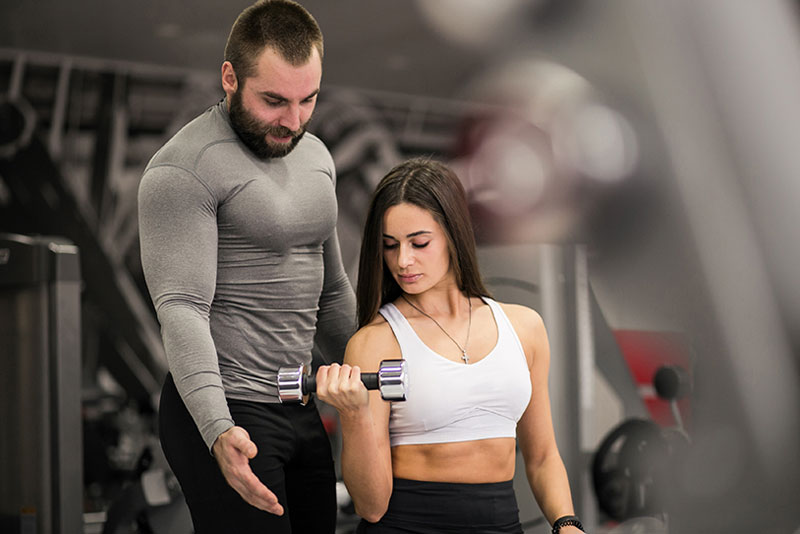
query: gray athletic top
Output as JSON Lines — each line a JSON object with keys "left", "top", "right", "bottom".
{"left": 138, "top": 99, "right": 356, "bottom": 450}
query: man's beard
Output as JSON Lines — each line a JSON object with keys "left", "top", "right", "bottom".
{"left": 228, "top": 90, "right": 308, "bottom": 159}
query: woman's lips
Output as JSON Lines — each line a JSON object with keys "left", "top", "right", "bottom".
{"left": 398, "top": 274, "right": 421, "bottom": 283}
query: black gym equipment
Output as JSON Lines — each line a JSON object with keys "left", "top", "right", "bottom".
{"left": 277, "top": 359, "right": 408, "bottom": 404}
{"left": 0, "top": 233, "right": 83, "bottom": 534}
{"left": 592, "top": 364, "right": 692, "bottom": 523}
{"left": 592, "top": 418, "right": 671, "bottom": 521}
{"left": 653, "top": 365, "right": 690, "bottom": 401}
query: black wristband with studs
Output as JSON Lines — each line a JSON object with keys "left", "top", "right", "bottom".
{"left": 552, "top": 515, "right": 584, "bottom": 534}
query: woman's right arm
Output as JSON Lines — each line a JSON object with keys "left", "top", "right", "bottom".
{"left": 316, "top": 326, "right": 395, "bottom": 522}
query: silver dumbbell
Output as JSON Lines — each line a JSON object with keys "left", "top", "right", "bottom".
{"left": 278, "top": 359, "right": 408, "bottom": 404}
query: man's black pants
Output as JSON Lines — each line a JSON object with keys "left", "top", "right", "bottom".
{"left": 159, "top": 373, "right": 337, "bottom": 533}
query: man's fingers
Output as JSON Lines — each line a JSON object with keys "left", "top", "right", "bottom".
{"left": 234, "top": 482, "right": 284, "bottom": 515}
{"left": 223, "top": 456, "right": 284, "bottom": 515}
{"left": 237, "top": 471, "right": 284, "bottom": 515}
{"left": 214, "top": 426, "right": 283, "bottom": 514}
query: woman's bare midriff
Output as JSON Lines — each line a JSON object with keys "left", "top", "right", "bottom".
{"left": 390, "top": 437, "right": 517, "bottom": 483}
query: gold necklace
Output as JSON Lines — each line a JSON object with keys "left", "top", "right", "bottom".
{"left": 401, "top": 294, "right": 473, "bottom": 364}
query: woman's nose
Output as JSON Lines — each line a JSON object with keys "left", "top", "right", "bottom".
{"left": 397, "top": 244, "right": 414, "bottom": 268}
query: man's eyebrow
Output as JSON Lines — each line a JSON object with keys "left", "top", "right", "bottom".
{"left": 382, "top": 230, "right": 432, "bottom": 239}
{"left": 259, "top": 89, "right": 320, "bottom": 102}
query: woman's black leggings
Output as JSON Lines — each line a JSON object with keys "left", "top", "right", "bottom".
{"left": 158, "top": 373, "right": 337, "bottom": 534}
{"left": 356, "top": 478, "right": 524, "bottom": 533}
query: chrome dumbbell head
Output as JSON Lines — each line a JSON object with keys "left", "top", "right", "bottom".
{"left": 277, "top": 364, "right": 309, "bottom": 404}
{"left": 378, "top": 359, "right": 408, "bottom": 401}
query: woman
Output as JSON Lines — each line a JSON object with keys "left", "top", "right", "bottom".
{"left": 316, "top": 158, "right": 585, "bottom": 534}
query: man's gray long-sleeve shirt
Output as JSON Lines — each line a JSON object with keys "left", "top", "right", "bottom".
{"left": 138, "top": 100, "right": 356, "bottom": 450}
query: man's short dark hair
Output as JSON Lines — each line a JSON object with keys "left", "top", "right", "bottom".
{"left": 224, "top": 0, "right": 324, "bottom": 81}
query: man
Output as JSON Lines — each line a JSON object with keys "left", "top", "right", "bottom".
{"left": 137, "top": 1, "right": 356, "bottom": 532}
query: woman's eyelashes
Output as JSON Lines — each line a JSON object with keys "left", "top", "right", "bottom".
{"left": 382, "top": 241, "right": 430, "bottom": 250}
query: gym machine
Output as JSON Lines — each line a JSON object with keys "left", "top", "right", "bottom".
{"left": 0, "top": 233, "right": 83, "bottom": 534}
{"left": 591, "top": 365, "right": 692, "bottom": 530}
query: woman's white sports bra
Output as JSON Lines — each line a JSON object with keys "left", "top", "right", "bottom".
{"left": 380, "top": 297, "right": 532, "bottom": 447}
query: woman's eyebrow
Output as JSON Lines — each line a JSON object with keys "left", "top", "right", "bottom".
{"left": 382, "top": 230, "right": 432, "bottom": 239}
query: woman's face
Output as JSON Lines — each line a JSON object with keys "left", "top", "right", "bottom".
{"left": 382, "top": 202, "right": 454, "bottom": 294}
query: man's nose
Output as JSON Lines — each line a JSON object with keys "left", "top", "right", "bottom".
{"left": 279, "top": 104, "right": 302, "bottom": 132}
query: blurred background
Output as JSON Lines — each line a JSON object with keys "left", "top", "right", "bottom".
{"left": 1, "top": 0, "right": 799, "bottom": 533}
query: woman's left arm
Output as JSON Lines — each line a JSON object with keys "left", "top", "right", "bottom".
{"left": 505, "top": 304, "right": 584, "bottom": 533}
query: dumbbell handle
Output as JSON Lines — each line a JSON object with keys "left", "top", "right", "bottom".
{"left": 302, "top": 372, "right": 380, "bottom": 395}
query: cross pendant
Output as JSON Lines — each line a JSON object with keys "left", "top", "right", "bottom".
{"left": 461, "top": 351, "right": 469, "bottom": 364}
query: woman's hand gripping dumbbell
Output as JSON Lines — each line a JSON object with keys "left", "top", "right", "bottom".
{"left": 277, "top": 359, "right": 407, "bottom": 404}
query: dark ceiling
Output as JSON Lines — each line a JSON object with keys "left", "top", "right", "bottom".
{"left": 0, "top": 0, "right": 501, "bottom": 100}
{"left": 0, "top": 0, "right": 648, "bottom": 106}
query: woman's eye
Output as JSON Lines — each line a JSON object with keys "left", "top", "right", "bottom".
{"left": 412, "top": 242, "right": 429, "bottom": 249}
{"left": 383, "top": 242, "right": 398, "bottom": 250}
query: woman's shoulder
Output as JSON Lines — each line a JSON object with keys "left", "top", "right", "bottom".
{"left": 344, "top": 313, "right": 399, "bottom": 366}
{"left": 495, "top": 300, "right": 544, "bottom": 327}
{"left": 494, "top": 301, "right": 548, "bottom": 364}
{"left": 355, "top": 313, "right": 393, "bottom": 342}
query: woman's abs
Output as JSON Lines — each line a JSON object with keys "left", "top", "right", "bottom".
{"left": 390, "top": 437, "right": 517, "bottom": 483}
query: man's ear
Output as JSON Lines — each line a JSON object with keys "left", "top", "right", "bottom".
{"left": 221, "top": 61, "right": 238, "bottom": 96}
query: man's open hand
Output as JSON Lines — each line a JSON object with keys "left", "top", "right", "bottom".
{"left": 212, "top": 426, "right": 284, "bottom": 515}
